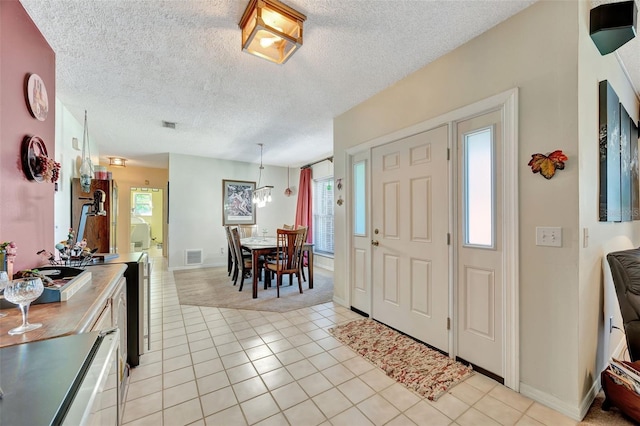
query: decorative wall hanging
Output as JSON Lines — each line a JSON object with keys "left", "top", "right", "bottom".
{"left": 528, "top": 150, "right": 567, "bottom": 180}
{"left": 25, "top": 73, "right": 48, "bottom": 121}
{"left": 21, "top": 135, "right": 60, "bottom": 183}
{"left": 222, "top": 179, "right": 256, "bottom": 226}
{"left": 598, "top": 80, "right": 640, "bottom": 222}
{"left": 79, "top": 110, "right": 94, "bottom": 193}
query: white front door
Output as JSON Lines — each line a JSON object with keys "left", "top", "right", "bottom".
{"left": 371, "top": 125, "right": 449, "bottom": 351}
{"left": 456, "top": 109, "right": 504, "bottom": 378}
{"left": 351, "top": 152, "right": 371, "bottom": 314}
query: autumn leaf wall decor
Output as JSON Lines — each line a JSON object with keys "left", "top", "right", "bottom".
{"left": 528, "top": 150, "right": 568, "bottom": 179}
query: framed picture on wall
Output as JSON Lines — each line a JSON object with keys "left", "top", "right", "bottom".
{"left": 222, "top": 180, "right": 256, "bottom": 226}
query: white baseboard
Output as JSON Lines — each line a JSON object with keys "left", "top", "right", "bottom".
{"left": 168, "top": 261, "right": 224, "bottom": 272}
{"left": 519, "top": 382, "right": 592, "bottom": 421}
{"left": 332, "top": 295, "right": 348, "bottom": 308}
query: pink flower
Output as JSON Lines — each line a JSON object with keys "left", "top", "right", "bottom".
{"left": 1, "top": 241, "right": 17, "bottom": 259}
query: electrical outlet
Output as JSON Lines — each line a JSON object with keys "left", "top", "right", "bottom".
{"left": 535, "top": 227, "right": 562, "bottom": 247}
{"left": 220, "top": 247, "right": 225, "bottom": 254}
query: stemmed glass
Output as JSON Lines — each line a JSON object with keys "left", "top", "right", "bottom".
{"left": 0, "top": 271, "right": 8, "bottom": 318}
{"left": 4, "top": 277, "right": 44, "bottom": 335}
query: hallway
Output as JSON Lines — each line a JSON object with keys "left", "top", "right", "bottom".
{"left": 122, "top": 254, "right": 579, "bottom": 425}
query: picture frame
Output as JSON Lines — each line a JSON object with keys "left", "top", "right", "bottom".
{"left": 222, "top": 179, "right": 256, "bottom": 226}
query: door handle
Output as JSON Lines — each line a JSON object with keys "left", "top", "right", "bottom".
{"left": 371, "top": 240, "right": 379, "bottom": 246}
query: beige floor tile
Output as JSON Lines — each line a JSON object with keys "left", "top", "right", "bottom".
{"left": 456, "top": 407, "right": 501, "bottom": 426}
{"left": 204, "top": 405, "right": 247, "bottom": 426}
{"left": 297, "top": 372, "right": 334, "bottom": 397}
{"left": 163, "top": 344, "right": 191, "bottom": 360}
{"left": 267, "top": 338, "right": 294, "bottom": 353}
{"left": 341, "top": 356, "right": 374, "bottom": 375}
{"left": 163, "top": 327, "right": 187, "bottom": 339}
{"left": 329, "top": 406, "right": 374, "bottom": 426}
{"left": 359, "top": 368, "right": 395, "bottom": 392}
{"left": 308, "top": 352, "right": 339, "bottom": 370}
{"left": 227, "top": 362, "right": 259, "bottom": 384}
{"left": 123, "top": 391, "right": 163, "bottom": 424}
{"left": 288, "top": 333, "right": 313, "bottom": 346}
{"left": 185, "top": 322, "right": 208, "bottom": 334}
{"left": 191, "top": 348, "right": 219, "bottom": 365}
{"left": 235, "top": 328, "right": 258, "bottom": 340}
{"left": 316, "top": 336, "right": 342, "bottom": 351}
{"left": 163, "top": 335, "right": 189, "bottom": 349}
{"left": 240, "top": 336, "right": 266, "bottom": 350}
{"left": 213, "top": 332, "right": 238, "bottom": 346}
{"left": 297, "top": 342, "right": 325, "bottom": 358}
{"left": 515, "top": 415, "right": 545, "bottom": 426}
{"left": 380, "top": 383, "right": 421, "bottom": 412}
{"left": 312, "top": 388, "right": 353, "bottom": 418}
{"left": 197, "top": 370, "right": 231, "bottom": 394}
{"left": 253, "top": 413, "right": 289, "bottom": 426}
{"left": 473, "top": 394, "right": 523, "bottom": 425}
{"left": 193, "top": 357, "right": 225, "bottom": 379}
{"left": 448, "top": 382, "right": 486, "bottom": 406}
{"left": 163, "top": 353, "right": 192, "bottom": 373}
{"left": 322, "top": 363, "right": 355, "bottom": 386}
{"left": 275, "top": 348, "right": 305, "bottom": 365}
{"left": 429, "top": 392, "right": 469, "bottom": 420}
{"left": 189, "top": 338, "right": 215, "bottom": 352}
{"left": 187, "top": 330, "right": 211, "bottom": 343}
{"left": 253, "top": 354, "right": 284, "bottom": 374}
{"left": 164, "top": 380, "right": 199, "bottom": 408}
{"left": 261, "top": 331, "right": 285, "bottom": 344}
{"left": 130, "top": 362, "right": 163, "bottom": 383}
{"left": 233, "top": 376, "right": 269, "bottom": 402}
{"left": 245, "top": 344, "right": 273, "bottom": 361}
{"left": 357, "top": 394, "right": 401, "bottom": 426}
{"left": 524, "top": 403, "right": 578, "bottom": 426}
{"left": 222, "top": 351, "right": 251, "bottom": 369}
{"left": 463, "top": 374, "right": 498, "bottom": 394}
{"left": 216, "top": 341, "right": 244, "bottom": 356}
{"left": 138, "top": 350, "right": 162, "bottom": 366}
{"left": 283, "top": 399, "right": 327, "bottom": 426}
{"left": 122, "top": 410, "right": 163, "bottom": 426}
{"left": 200, "top": 386, "right": 238, "bottom": 417}
{"left": 164, "top": 365, "right": 196, "bottom": 388}
{"left": 385, "top": 414, "right": 418, "bottom": 426}
{"left": 261, "top": 367, "right": 295, "bottom": 390}
{"left": 337, "top": 377, "right": 375, "bottom": 404}
{"left": 280, "top": 325, "right": 302, "bottom": 338}
{"left": 327, "top": 346, "right": 358, "bottom": 362}
{"left": 306, "top": 329, "right": 329, "bottom": 340}
{"left": 286, "top": 359, "right": 318, "bottom": 380}
{"left": 241, "top": 393, "right": 280, "bottom": 425}
{"left": 488, "top": 386, "right": 534, "bottom": 413}
{"left": 127, "top": 375, "right": 163, "bottom": 401}
{"left": 271, "top": 382, "right": 309, "bottom": 410}
{"left": 404, "top": 401, "right": 452, "bottom": 426}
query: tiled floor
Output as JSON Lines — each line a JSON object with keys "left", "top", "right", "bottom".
{"left": 122, "top": 255, "right": 579, "bottom": 426}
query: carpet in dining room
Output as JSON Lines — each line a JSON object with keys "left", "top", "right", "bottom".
{"left": 173, "top": 265, "right": 334, "bottom": 312}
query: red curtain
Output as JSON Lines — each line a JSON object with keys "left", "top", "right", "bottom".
{"left": 295, "top": 167, "right": 312, "bottom": 243}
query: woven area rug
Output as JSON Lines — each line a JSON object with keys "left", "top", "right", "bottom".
{"left": 329, "top": 319, "right": 473, "bottom": 401}
{"left": 174, "top": 266, "right": 333, "bottom": 312}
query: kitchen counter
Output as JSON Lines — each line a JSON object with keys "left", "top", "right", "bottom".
{"left": 0, "top": 263, "right": 127, "bottom": 348}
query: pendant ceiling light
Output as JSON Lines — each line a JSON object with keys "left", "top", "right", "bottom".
{"left": 252, "top": 143, "right": 273, "bottom": 208}
{"left": 79, "top": 110, "right": 94, "bottom": 193}
{"left": 239, "top": 0, "right": 307, "bottom": 64}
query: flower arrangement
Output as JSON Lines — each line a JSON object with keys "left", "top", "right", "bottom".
{"left": 0, "top": 241, "right": 17, "bottom": 260}
{"left": 37, "top": 154, "right": 61, "bottom": 183}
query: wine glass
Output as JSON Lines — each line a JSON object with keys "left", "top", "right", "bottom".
{"left": 4, "top": 277, "right": 44, "bottom": 335}
{"left": 262, "top": 228, "right": 268, "bottom": 241}
{"left": 0, "top": 271, "right": 8, "bottom": 318}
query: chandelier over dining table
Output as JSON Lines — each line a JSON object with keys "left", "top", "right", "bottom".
{"left": 253, "top": 143, "right": 273, "bottom": 208}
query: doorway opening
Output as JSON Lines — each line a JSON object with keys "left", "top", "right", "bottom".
{"left": 130, "top": 187, "right": 164, "bottom": 255}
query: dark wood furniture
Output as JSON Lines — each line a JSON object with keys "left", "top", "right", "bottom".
{"left": 242, "top": 237, "right": 314, "bottom": 299}
{"left": 71, "top": 177, "right": 118, "bottom": 253}
{"left": 601, "top": 360, "right": 640, "bottom": 423}
{"left": 264, "top": 228, "right": 307, "bottom": 297}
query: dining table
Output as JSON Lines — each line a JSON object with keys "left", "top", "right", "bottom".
{"left": 241, "top": 236, "right": 314, "bottom": 299}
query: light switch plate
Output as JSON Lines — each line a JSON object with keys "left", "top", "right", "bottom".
{"left": 536, "top": 227, "right": 562, "bottom": 247}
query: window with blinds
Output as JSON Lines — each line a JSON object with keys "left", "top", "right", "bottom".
{"left": 313, "top": 177, "right": 334, "bottom": 255}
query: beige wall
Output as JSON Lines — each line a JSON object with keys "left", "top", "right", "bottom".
{"left": 107, "top": 165, "right": 169, "bottom": 254}
{"left": 334, "top": 0, "right": 639, "bottom": 419}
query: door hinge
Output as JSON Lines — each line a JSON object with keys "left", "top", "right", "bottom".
{"left": 447, "top": 233, "right": 451, "bottom": 245}
{"left": 447, "top": 148, "right": 450, "bottom": 160}
{"left": 447, "top": 317, "right": 451, "bottom": 330}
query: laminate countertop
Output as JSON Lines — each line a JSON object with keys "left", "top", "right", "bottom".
{"left": 0, "top": 263, "right": 127, "bottom": 348}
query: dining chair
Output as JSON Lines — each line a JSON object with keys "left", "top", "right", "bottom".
{"left": 224, "top": 226, "right": 234, "bottom": 277}
{"left": 264, "top": 228, "right": 307, "bottom": 297}
{"left": 282, "top": 224, "right": 294, "bottom": 230}
{"left": 238, "top": 224, "right": 257, "bottom": 238}
{"left": 231, "top": 227, "right": 251, "bottom": 290}
{"left": 296, "top": 225, "right": 309, "bottom": 282}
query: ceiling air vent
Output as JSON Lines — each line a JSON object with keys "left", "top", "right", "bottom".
{"left": 162, "top": 120, "right": 176, "bottom": 129}
{"left": 185, "top": 249, "right": 203, "bottom": 265}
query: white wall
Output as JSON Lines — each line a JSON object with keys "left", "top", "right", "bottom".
{"left": 54, "top": 99, "right": 100, "bottom": 244}
{"left": 333, "top": 0, "right": 639, "bottom": 419}
{"left": 168, "top": 153, "right": 299, "bottom": 269}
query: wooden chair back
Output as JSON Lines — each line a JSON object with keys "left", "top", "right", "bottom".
{"left": 274, "top": 228, "right": 306, "bottom": 273}
{"left": 238, "top": 224, "right": 257, "bottom": 238}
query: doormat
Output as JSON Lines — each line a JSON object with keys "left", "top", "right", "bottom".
{"left": 329, "top": 319, "right": 473, "bottom": 401}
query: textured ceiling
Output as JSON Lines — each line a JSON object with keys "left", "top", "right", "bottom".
{"left": 18, "top": 0, "right": 639, "bottom": 169}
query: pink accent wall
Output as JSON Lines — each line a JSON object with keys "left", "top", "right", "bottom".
{"left": 1, "top": 0, "right": 55, "bottom": 272}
